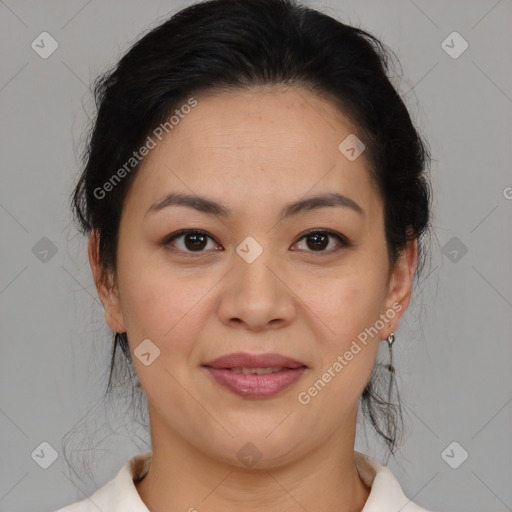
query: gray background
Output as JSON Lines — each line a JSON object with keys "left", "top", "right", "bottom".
{"left": 1, "top": 1, "right": 511, "bottom": 511}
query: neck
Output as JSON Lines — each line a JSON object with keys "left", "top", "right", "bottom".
{"left": 135, "top": 411, "right": 371, "bottom": 512}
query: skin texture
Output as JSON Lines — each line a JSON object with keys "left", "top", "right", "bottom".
{"left": 89, "top": 86, "right": 418, "bottom": 512}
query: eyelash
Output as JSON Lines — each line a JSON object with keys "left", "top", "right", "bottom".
{"left": 162, "top": 228, "right": 351, "bottom": 256}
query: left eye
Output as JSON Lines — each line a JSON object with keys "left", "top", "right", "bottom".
{"left": 294, "top": 230, "right": 348, "bottom": 253}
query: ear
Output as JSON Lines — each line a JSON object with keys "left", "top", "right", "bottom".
{"left": 88, "top": 229, "right": 126, "bottom": 333}
{"left": 379, "top": 237, "right": 418, "bottom": 339}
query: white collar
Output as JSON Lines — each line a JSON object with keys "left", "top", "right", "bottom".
{"left": 57, "top": 450, "right": 431, "bottom": 512}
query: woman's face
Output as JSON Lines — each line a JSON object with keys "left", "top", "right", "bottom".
{"left": 91, "top": 86, "right": 417, "bottom": 468}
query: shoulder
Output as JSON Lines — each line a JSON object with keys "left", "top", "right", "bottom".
{"left": 354, "top": 451, "right": 440, "bottom": 512}
{"left": 53, "top": 451, "right": 152, "bottom": 512}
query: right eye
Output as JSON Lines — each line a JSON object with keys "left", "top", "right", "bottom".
{"left": 163, "top": 229, "right": 223, "bottom": 255}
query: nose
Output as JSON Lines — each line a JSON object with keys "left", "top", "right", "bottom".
{"left": 217, "top": 244, "right": 296, "bottom": 331}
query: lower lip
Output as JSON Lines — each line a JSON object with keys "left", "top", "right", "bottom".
{"left": 203, "top": 367, "right": 307, "bottom": 398}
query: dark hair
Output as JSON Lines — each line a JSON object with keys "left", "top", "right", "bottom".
{"left": 70, "top": 0, "right": 431, "bottom": 464}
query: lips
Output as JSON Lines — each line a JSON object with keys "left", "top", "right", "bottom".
{"left": 202, "top": 352, "right": 307, "bottom": 370}
{"left": 202, "top": 352, "right": 308, "bottom": 399}
{"left": 229, "top": 367, "right": 285, "bottom": 374}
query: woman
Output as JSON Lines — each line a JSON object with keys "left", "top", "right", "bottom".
{"left": 58, "top": 0, "right": 436, "bottom": 510}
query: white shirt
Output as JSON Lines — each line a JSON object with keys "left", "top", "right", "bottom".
{"left": 55, "top": 450, "right": 434, "bottom": 512}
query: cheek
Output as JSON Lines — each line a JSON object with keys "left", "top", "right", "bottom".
{"left": 116, "top": 247, "right": 208, "bottom": 356}
{"left": 296, "top": 271, "right": 385, "bottom": 417}
{"left": 302, "top": 263, "right": 388, "bottom": 346}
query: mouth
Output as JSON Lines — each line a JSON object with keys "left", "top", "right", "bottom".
{"left": 226, "top": 367, "right": 291, "bottom": 374}
{"left": 202, "top": 352, "right": 308, "bottom": 399}
{"left": 202, "top": 351, "right": 308, "bottom": 370}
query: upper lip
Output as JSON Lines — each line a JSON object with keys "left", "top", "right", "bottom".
{"left": 202, "top": 352, "right": 307, "bottom": 369}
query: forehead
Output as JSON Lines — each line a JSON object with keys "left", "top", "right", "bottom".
{"left": 125, "top": 86, "right": 380, "bottom": 222}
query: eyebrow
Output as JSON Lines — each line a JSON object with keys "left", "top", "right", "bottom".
{"left": 145, "top": 191, "right": 364, "bottom": 220}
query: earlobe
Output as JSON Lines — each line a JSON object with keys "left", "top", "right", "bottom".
{"left": 88, "top": 229, "right": 126, "bottom": 333}
{"left": 380, "top": 238, "right": 418, "bottom": 338}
